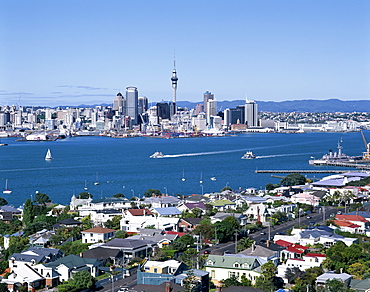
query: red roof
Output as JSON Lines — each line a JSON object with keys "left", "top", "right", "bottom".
{"left": 304, "top": 253, "right": 326, "bottom": 258}
{"left": 286, "top": 246, "right": 305, "bottom": 254}
{"left": 336, "top": 214, "right": 368, "bottom": 223}
{"left": 333, "top": 220, "right": 360, "bottom": 228}
{"left": 128, "top": 208, "right": 153, "bottom": 216}
{"left": 164, "top": 231, "right": 186, "bottom": 237}
{"left": 275, "top": 239, "right": 308, "bottom": 254}
{"left": 275, "top": 239, "right": 294, "bottom": 247}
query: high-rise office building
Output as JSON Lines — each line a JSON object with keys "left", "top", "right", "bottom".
{"left": 113, "top": 92, "right": 125, "bottom": 114}
{"left": 126, "top": 86, "right": 138, "bottom": 125}
{"left": 156, "top": 102, "right": 170, "bottom": 122}
{"left": 203, "top": 91, "right": 214, "bottom": 114}
{"left": 245, "top": 97, "right": 258, "bottom": 127}
{"left": 206, "top": 98, "right": 217, "bottom": 125}
{"left": 138, "top": 96, "right": 148, "bottom": 115}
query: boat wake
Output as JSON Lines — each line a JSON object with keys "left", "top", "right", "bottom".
{"left": 161, "top": 149, "right": 246, "bottom": 158}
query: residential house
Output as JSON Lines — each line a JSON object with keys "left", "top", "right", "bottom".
{"left": 178, "top": 218, "right": 203, "bottom": 233}
{"left": 52, "top": 218, "right": 82, "bottom": 230}
{"left": 81, "top": 226, "right": 116, "bottom": 244}
{"left": 204, "top": 254, "right": 263, "bottom": 287}
{"left": 244, "top": 204, "right": 270, "bottom": 223}
{"left": 28, "top": 229, "right": 55, "bottom": 247}
{"left": 238, "top": 243, "right": 282, "bottom": 265}
{"left": 129, "top": 229, "right": 179, "bottom": 248}
{"left": 291, "top": 192, "right": 320, "bottom": 207}
{"left": 335, "top": 214, "right": 369, "bottom": 234}
{"left": 100, "top": 238, "right": 156, "bottom": 263}
{"left": 210, "top": 200, "right": 236, "bottom": 212}
{"left": 2, "top": 263, "right": 45, "bottom": 292}
{"left": 33, "top": 254, "right": 100, "bottom": 284}
{"left": 9, "top": 247, "right": 64, "bottom": 272}
{"left": 277, "top": 253, "right": 326, "bottom": 282}
{"left": 210, "top": 213, "right": 248, "bottom": 226}
{"left": 81, "top": 247, "right": 124, "bottom": 267}
{"left": 120, "top": 210, "right": 179, "bottom": 233}
{"left": 141, "top": 195, "right": 180, "bottom": 208}
{"left": 3, "top": 231, "right": 24, "bottom": 249}
{"left": 177, "top": 202, "right": 207, "bottom": 214}
{"left": 183, "top": 194, "right": 211, "bottom": 204}
{"left": 151, "top": 207, "right": 182, "bottom": 217}
{"left": 316, "top": 271, "right": 352, "bottom": 288}
{"left": 350, "top": 278, "right": 370, "bottom": 292}
{"left": 275, "top": 240, "right": 309, "bottom": 260}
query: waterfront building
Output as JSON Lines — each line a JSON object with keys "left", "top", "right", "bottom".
{"left": 206, "top": 98, "right": 217, "bottom": 126}
{"left": 138, "top": 96, "right": 148, "bottom": 115}
{"left": 126, "top": 86, "right": 138, "bottom": 125}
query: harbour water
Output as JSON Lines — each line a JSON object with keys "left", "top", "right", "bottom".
{"left": 1, "top": 131, "right": 369, "bottom": 207}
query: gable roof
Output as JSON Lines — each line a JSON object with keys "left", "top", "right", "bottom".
{"left": 43, "top": 254, "right": 98, "bottom": 269}
{"left": 101, "top": 238, "right": 156, "bottom": 249}
{"left": 336, "top": 214, "right": 368, "bottom": 222}
{"left": 153, "top": 207, "right": 181, "bottom": 216}
{"left": 81, "top": 227, "right": 116, "bottom": 234}
{"left": 184, "top": 202, "right": 206, "bottom": 210}
{"left": 81, "top": 247, "right": 122, "bottom": 260}
{"left": 204, "top": 255, "right": 261, "bottom": 270}
{"left": 128, "top": 209, "right": 153, "bottom": 216}
{"left": 239, "top": 244, "right": 278, "bottom": 258}
{"left": 180, "top": 217, "right": 203, "bottom": 225}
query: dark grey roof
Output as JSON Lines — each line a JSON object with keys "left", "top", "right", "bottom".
{"left": 82, "top": 247, "right": 122, "bottom": 260}
{"left": 101, "top": 238, "right": 156, "bottom": 249}
{"left": 181, "top": 217, "right": 203, "bottom": 225}
{"left": 58, "top": 218, "right": 82, "bottom": 225}
{"left": 239, "top": 244, "right": 278, "bottom": 258}
{"left": 44, "top": 254, "right": 98, "bottom": 269}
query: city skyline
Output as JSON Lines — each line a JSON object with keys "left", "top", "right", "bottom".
{"left": 1, "top": 0, "right": 369, "bottom": 107}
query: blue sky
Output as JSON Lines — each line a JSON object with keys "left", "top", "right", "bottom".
{"left": 0, "top": 0, "right": 369, "bottom": 107}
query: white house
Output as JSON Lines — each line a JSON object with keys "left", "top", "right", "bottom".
{"left": 81, "top": 226, "right": 116, "bottom": 244}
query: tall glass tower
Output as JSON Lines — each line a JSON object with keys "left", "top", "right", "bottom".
{"left": 126, "top": 86, "right": 138, "bottom": 125}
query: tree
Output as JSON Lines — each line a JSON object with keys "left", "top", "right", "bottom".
{"left": 193, "top": 219, "right": 214, "bottom": 240}
{"left": 254, "top": 261, "right": 278, "bottom": 292}
{"left": 58, "top": 270, "right": 95, "bottom": 292}
{"left": 183, "top": 269, "right": 198, "bottom": 292}
{"left": 220, "top": 186, "right": 232, "bottom": 192}
{"left": 34, "top": 192, "right": 51, "bottom": 205}
{"left": 0, "top": 197, "right": 8, "bottom": 206}
{"left": 265, "top": 183, "right": 276, "bottom": 191}
{"left": 237, "top": 237, "right": 254, "bottom": 252}
{"left": 180, "top": 248, "right": 198, "bottom": 269}
{"left": 113, "top": 193, "right": 125, "bottom": 198}
{"left": 81, "top": 215, "right": 93, "bottom": 230}
{"left": 114, "top": 230, "right": 127, "bottom": 239}
{"left": 172, "top": 234, "right": 195, "bottom": 251}
{"left": 23, "top": 198, "right": 34, "bottom": 226}
{"left": 280, "top": 173, "right": 307, "bottom": 186}
{"left": 221, "top": 275, "right": 241, "bottom": 288}
{"left": 78, "top": 192, "right": 92, "bottom": 199}
{"left": 0, "top": 282, "right": 9, "bottom": 292}
{"left": 285, "top": 267, "right": 305, "bottom": 284}
{"left": 104, "top": 215, "right": 122, "bottom": 230}
{"left": 143, "top": 188, "right": 161, "bottom": 197}
{"left": 347, "top": 262, "right": 366, "bottom": 280}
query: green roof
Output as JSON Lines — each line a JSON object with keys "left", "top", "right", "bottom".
{"left": 211, "top": 200, "right": 236, "bottom": 207}
{"left": 204, "top": 255, "right": 260, "bottom": 271}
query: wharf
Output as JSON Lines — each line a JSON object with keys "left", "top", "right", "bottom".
{"left": 255, "top": 170, "right": 346, "bottom": 174}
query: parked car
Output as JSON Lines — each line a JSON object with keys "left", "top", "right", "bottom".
{"left": 306, "top": 216, "right": 312, "bottom": 219}
{"left": 203, "top": 250, "right": 211, "bottom": 254}
{"left": 260, "top": 231, "right": 266, "bottom": 235}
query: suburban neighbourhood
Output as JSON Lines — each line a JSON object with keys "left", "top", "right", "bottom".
{"left": 1, "top": 172, "right": 370, "bottom": 292}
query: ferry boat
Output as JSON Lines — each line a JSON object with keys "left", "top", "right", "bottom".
{"left": 241, "top": 151, "right": 256, "bottom": 159}
{"left": 150, "top": 152, "right": 164, "bottom": 158}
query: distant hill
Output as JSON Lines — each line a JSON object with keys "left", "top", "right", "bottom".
{"left": 177, "top": 99, "right": 370, "bottom": 113}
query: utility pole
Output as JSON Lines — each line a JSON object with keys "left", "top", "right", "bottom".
{"left": 235, "top": 231, "right": 238, "bottom": 254}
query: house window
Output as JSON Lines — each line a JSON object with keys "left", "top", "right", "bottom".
{"left": 211, "top": 270, "right": 215, "bottom": 278}
{"left": 234, "top": 263, "right": 239, "bottom": 268}
{"left": 154, "top": 268, "right": 158, "bottom": 273}
{"left": 228, "top": 272, "right": 236, "bottom": 278}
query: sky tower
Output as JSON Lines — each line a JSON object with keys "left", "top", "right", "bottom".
{"left": 171, "top": 57, "right": 178, "bottom": 114}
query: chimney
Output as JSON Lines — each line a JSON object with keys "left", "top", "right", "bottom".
{"left": 266, "top": 240, "right": 270, "bottom": 247}
{"left": 165, "top": 281, "right": 171, "bottom": 292}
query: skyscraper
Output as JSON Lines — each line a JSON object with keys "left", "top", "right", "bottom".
{"left": 113, "top": 92, "right": 124, "bottom": 114}
{"left": 245, "top": 97, "right": 258, "bottom": 127}
{"left": 126, "top": 86, "right": 138, "bottom": 125}
{"left": 203, "top": 91, "right": 214, "bottom": 114}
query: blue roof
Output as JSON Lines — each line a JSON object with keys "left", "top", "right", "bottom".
{"left": 154, "top": 207, "right": 181, "bottom": 216}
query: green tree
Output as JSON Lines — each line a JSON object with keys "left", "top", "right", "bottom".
{"left": 143, "top": 188, "right": 161, "bottom": 197}
{"left": 0, "top": 197, "right": 8, "bottom": 206}
{"left": 193, "top": 219, "right": 214, "bottom": 240}
{"left": 183, "top": 269, "right": 197, "bottom": 292}
{"left": 220, "top": 186, "right": 232, "bottom": 192}
{"left": 113, "top": 193, "right": 125, "bottom": 198}
{"left": 180, "top": 248, "right": 198, "bottom": 269}
{"left": 104, "top": 215, "right": 122, "bottom": 230}
{"left": 114, "top": 230, "right": 127, "bottom": 239}
{"left": 237, "top": 237, "right": 254, "bottom": 252}
{"left": 81, "top": 215, "right": 93, "bottom": 230}
{"left": 347, "top": 262, "right": 367, "bottom": 280}
{"left": 58, "top": 270, "right": 95, "bottom": 292}
{"left": 34, "top": 192, "right": 51, "bottom": 205}
{"left": 221, "top": 275, "right": 241, "bottom": 288}
{"left": 280, "top": 173, "right": 307, "bottom": 186}
{"left": 23, "top": 198, "right": 35, "bottom": 226}
{"left": 172, "top": 234, "right": 195, "bottom": 251}
{"left": 0, "top": 282, "right": 9, "bottom": 292}
{"left": 265, "top": 183, "right": 275, "bottom": 191}
{"left": 78, "top": 192, "right": 92, "bottom": 199}
{"left": 254, "top": 261, "right": 278, "bottom": 292}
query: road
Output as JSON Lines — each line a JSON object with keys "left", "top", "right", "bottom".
{"left": 210, "top": 206, "right": 339, "bottom": 254}
{"left": 95, "top": 269, "right": 137, "bottom": 292}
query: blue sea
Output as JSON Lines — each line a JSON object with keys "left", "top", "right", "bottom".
{"left": 1, "top": 132, "right": 369, "bottom": 207}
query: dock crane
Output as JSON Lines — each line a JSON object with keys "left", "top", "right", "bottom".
{"left": 360, "top": 130, "right": 370, "bottom": 161}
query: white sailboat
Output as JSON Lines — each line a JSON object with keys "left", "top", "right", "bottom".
{"left": 210, "top": 176, "right": 216, "bottom": 181}
{"left": 182, "top": 169, "right": 186, "bottom": 182}
{"left": 84, "top": 180, "right": 88, "bottom": 191}
{"left": 3, "top": 179, "right": 12, "bottom": 194}
{"left": 45, "top": 149, "right": 53, "bottom": 160}
{"left": 94, "top": 173, "right": 100, "bottom": 185}
{"left": 199, "top": 172, "right": 203, "bottom": 184}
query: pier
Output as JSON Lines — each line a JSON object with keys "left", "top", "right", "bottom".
{"left": 255, "top": 170, "right": 347, "bottom": 174}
